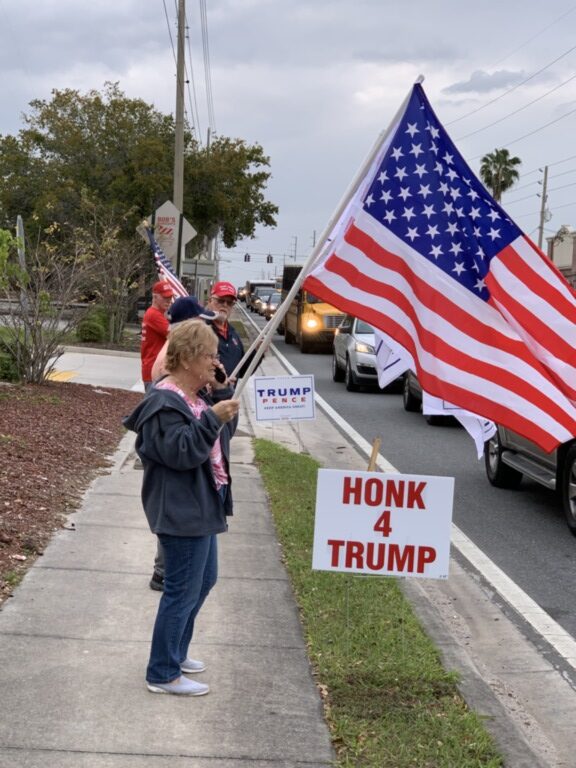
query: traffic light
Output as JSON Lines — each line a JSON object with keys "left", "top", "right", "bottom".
{"left": 244, "top": 253, "right": 250, "bottom": 262}
{"left": 266, "top": 254, "right": 273, "bottom": 263}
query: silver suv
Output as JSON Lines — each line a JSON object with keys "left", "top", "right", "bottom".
{"left": 484, "top": 427, "right": 576, "bottom": 535}
{"left": 332, "top": 316, "right": 380, "bottom": 391}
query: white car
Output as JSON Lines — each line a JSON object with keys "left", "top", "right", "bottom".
{"left": 331, "top": 315, "right": 381, "bottom": 391}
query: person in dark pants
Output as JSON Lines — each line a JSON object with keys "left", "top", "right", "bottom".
{"left": 147, "top": 286, "right": 262, "bottom": 591}
{"left": 147, "top": 296, "right": 218, "bottom": 592}
{"left": 124, "top": 320, "right": 239, "bottom": 696}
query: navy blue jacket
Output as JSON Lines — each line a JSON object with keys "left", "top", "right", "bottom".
{"left": 213, "top": 322, "right": 259, "bottom": 378}
{"left": 123, "top": 385, "right": 237, "bottom": 537}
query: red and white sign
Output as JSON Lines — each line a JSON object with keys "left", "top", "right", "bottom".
{"left": 139, "top": 201, "right": 196, "bottom": 262}
{"left": 312, "top": 469, "right": 454, "bottom": 579}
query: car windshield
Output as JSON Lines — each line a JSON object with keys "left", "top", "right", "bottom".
{"left": 269, "top": 293, "right": 281, "bottom": 303}
{"left": 304, "top": 291, "right": 323, "bottom": 304}
{"left": 356, "top": 319, "right": 374, "bottom": 334}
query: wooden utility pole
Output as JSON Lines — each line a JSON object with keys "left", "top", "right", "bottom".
{"left": 173, "top": 0, "right": 186, "bottom": 275}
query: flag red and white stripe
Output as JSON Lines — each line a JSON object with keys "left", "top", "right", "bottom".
{"left": 486, "top": 235, "right": 576, "bottom": 401}
{"left": 146, "top": 227, "right": 188, "bottom": 298}
{"left": 304, "top": 84, "right": 576, "bottom": 452}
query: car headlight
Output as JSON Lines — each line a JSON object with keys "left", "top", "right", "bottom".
{"left": 303, "top": 315, "right": 320, "bottom": 330}
{"left": 355, "top": 342, "right": 375, "bottom": 354}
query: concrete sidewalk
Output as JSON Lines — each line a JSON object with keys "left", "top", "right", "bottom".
{"left": 0, "top": 347, "right": 572, "bottom": 767}
{"left": 0, "top": 404, "right": 335, "bottom": 767}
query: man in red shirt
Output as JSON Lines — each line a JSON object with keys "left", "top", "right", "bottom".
{"left": 140, "top": 280, "right": 174, "bottom": 390}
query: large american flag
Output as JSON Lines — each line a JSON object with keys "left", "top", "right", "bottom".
{"left": 145, "top": 227, "right": 188, "bottom": 298}
{"left": 305, "top": 83, "right": 576, "bottom": 451}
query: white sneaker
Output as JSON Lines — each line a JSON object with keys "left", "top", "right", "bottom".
{"left": 147, "top": 677, "right": 209, "bottom": 696}
{"left": 180, "top": 657, "right": 206, "bottom": 674}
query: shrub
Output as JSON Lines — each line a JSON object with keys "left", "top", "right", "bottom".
{"left": 89, "top": 305, "right": 110, "bottom": 334}
{"left": 76, "top": 317, "right": 106, "bottom": 344}
{"left": 0, "top": 340, "right": 18, "bottom": 381}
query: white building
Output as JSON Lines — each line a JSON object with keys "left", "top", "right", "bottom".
{"left": 546, "top": 225, "right": 576, "bottom": 288}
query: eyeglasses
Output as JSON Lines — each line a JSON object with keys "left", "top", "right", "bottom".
{"left": 202, "top": 353, "right": 220, "bottom": 360}
{"left": 213, "top": 297, "right": 236, "bottom": 307}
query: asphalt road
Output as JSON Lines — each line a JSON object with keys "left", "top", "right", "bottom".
{"left": 248, "top": 312, "right": 576, "bottom": 641}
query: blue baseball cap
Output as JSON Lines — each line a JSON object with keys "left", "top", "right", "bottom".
{"left": 167, "top": 296, "right": 218, "bottom": 325}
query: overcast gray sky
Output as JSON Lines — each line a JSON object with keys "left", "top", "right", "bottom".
{"left": 2, "top": 0, "right": 576, "bottom": 287}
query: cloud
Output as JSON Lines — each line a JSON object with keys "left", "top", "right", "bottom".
{"left": 443, "top": 70, "right": 527, "bottom": 95}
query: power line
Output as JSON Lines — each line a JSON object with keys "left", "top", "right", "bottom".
{"left": 491, "top": 5, "right": 576, "bottom": 66}
{"left": 162, "top": 0, "right": 177, "bottom": 65}
{"left": 546, "top": 200, "right": 576, "bottom": 211}
{"left": 549, "top": 166, "right": 576, "bottom": 181}
{"left": 508, "top": 168, "right": 576, "bottom": 196}
{"left": 164, "top": 0, "right": 200, "bottom": 144}
{"left": 504, "top": 191, "right": 541, "bottom": 205}
{"left": 507, "top": 179, "right": 540, "bottom": 193}
{"left": 520, "top": 153, "right": 576, "bottom": 178}
{"left": 447, "top": 42, "right": 576, "bottom": 126}
{"left": 184, "top": 13, "right": 203, "bottom": 143}
{"left": 548, "top": 180, "right": 576, "bottom": 194}
{"left": 199, "top": 0, "right": 216, "bottom": 133}
{"left": 503, "top": 104, "right": 576, "bottom": 149}
{"left": 549, "top": 153, "right": 576, "bottom": 169}
{"left": 513, "top": 200, "right": 576, "bottom": 218}
{"left": 456, "top": 72, "right": 576, "bottom": 141}
{"left": 467, "top": 104, "right": 576, "bottom": 161}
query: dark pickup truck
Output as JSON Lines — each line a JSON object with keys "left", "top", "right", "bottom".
{"left": 485, "top": 427, "right": 576, "bottom": 535}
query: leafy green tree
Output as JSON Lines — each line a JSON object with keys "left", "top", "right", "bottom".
{"left": 0, "top": 82, "right": 277, "bottom": 249}
{"left": 70, "top": 197, "right": 151, "bottom": 344}
{"left": 0, "top": 82, "right": 175, "bottom": 235}
{"left": 0, "top": 83, "right": 278, "bottom": 362}
{"left": 0, "top": 221, "right": 99, "bottom": 383}
{"left": 184, "top": 136, "right": 278, "bottom": 248}
{"left": 479, "top": 148, "right": 521, "bottom": 202}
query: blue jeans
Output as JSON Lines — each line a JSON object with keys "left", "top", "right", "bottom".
{"left": 146, "top": 533, "right": 218, "bottom": 684}
{"left": 152, "top": 487, "right": 228, "bottom": 580}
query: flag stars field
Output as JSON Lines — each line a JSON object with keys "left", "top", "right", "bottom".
{"left": 361, "top": 97, "right": 521, "bottom": 300}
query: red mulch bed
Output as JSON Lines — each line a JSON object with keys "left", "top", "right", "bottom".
{"left": 0, "top": 381, "right": 142, "bottom": 605}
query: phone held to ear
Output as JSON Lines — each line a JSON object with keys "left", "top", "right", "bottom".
{"left": 214, "top": 367, "right": 227, "bottom": 384}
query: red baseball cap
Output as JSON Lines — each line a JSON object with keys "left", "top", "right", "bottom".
{"left": 152, "top": 280, "right": 174, "bottom": 298}
{"left": 211, "top": 281, "right": 237, "bottom": 299}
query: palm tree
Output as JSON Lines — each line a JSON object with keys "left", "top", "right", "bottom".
{"left": 479, "top": 148, "right": 521, "bottom": 202}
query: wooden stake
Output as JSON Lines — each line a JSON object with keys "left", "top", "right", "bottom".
{"left": 367, "top": 437, "right": 381, "bottom": 471}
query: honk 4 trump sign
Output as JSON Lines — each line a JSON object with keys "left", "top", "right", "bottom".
{"left": 312, "top": 469, "right": 454, "bottom": 580}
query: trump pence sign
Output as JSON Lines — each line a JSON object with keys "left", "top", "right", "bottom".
{"left": 312, "top": 469, "right": 454, "bottom": 580}
{"left": 253, "top": 375, "right": 315, "bottom": 421}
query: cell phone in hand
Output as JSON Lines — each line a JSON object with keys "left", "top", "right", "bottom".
{"left": 214, "top": 367, "right": 227, "bottom": 384}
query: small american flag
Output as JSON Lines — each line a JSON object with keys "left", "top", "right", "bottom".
{"left": 145, "top": 227, "right": 188, "bottom": 298}
{"left": 305, "top": 83, "right": 576, "bottom": 451}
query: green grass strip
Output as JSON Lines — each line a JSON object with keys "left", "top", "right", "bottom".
{"left": 254, "top": 438, "right": 503, "bottom": 767}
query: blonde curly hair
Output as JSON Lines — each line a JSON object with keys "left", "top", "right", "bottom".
{"left": 164, "top": 319, "right": 218, "bottom": 372}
